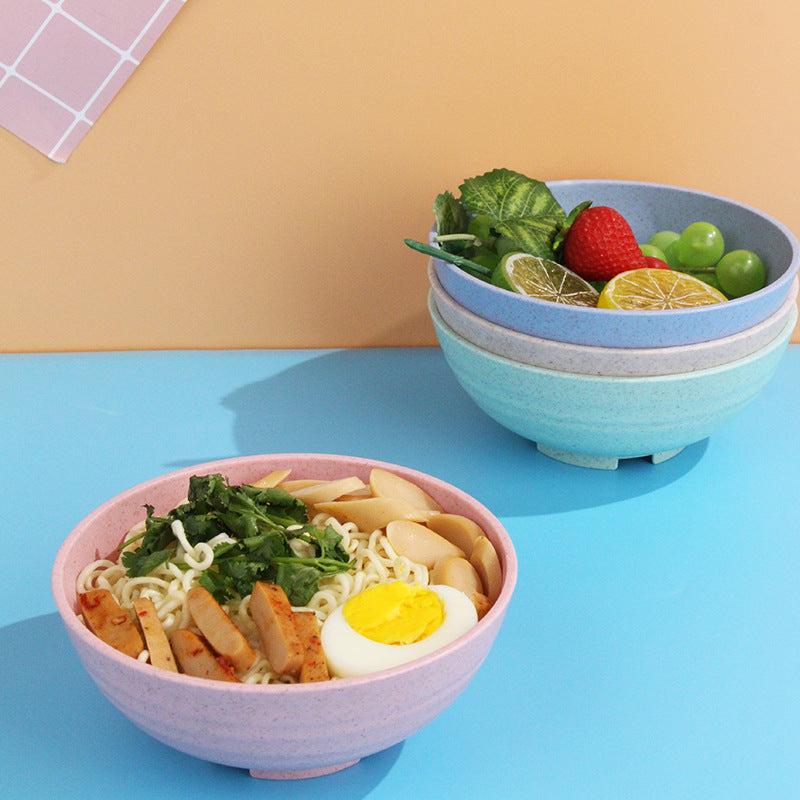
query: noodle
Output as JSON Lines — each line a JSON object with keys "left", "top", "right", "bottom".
{"left": 77, "top": 505, "right": 430, "bottom": 684}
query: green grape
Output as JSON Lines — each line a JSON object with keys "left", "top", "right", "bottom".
{"left": 648, "top": 230, "right": 680, "bottom": 253}
{"left": 716, "top": 249, "right": 767, "bottom": 298}
{"left": 639, "top": 243, "right": 666, "bottom": 260}
{"left": 692, "top": 271, "right": 727, "bottom": 295}
{"left": 495, "top": 236, "right": 521, "bottom": 258}
{"left": 677, "top": 222, "right": 725, "bottom": 269}
{"left": 662, "top": 240, "right": 683, "bottom": 268}
{"left": 470, "top": 247, "right": 501, "bottom": 272}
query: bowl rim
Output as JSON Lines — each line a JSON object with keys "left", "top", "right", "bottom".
{"left": 430, "top": 261, "right": 800, "bottom": 357}
{"left": 430, "top": 290, "right": 798, "bottom": 384}
{"left": 430, "top": 178, "right": 800, "bottom": 320}
{"left": 52, "top": 452, "right": 518, "bottom": 694}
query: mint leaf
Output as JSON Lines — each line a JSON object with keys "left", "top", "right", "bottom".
{"left": 493, "top": 215, "right": 567, "bottom": 260}
{"left": 433, "top": 190, "right": 469, "bottom": 235}
{"left": 459, "top": 169, "right": 564, "bottom": 221}
{"left": 433, "top": 190, "right": 471, "bottom": 254}
{"left": 459, "top": 168, "right": 568, "bottom": 258}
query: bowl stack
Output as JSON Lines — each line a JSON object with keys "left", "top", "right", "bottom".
{"left": 428, "top": 180, "right": 800, "bottom": 469}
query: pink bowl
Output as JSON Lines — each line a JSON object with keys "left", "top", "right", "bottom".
{"left": 51, "top": 453, "right": 517, "bottom": 780}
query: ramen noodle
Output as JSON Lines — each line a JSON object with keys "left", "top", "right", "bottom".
{"left": 77, "top": 509, "right": 431, "bottom": 684}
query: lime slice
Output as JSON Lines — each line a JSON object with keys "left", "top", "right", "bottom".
{"left": 492, "top": 253, "right": 600, "bottom": 306}
{"left": 597, "top": 268, "right": 728, "bottom": 310}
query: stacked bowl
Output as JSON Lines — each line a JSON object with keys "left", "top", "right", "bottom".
{"left": 428, "top": 180, "right": 800, "bottom": 469}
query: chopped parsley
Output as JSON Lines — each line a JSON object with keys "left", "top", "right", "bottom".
{"left": 121, "top": 473, "right": 353, "bottom": 606}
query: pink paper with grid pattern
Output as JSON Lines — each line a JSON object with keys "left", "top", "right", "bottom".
{"left": 0, "top": 0, "right": 187, "bottom": 162}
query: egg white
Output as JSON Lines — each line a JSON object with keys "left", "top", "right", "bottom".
{"left": 320, "top": 584, "right": 478, "bottom": 679}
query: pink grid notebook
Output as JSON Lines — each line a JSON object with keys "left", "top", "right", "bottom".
{"left": 0, "top": 0, "right": 187, "bottom": 163}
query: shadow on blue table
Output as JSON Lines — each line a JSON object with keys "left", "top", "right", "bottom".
{"left": 219, "top": 349, "right": 705, "bottom": 517}
{"left": 1, "top": 614, "right": 403, "bottom": 799}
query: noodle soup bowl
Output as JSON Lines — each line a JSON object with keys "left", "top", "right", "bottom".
{"left": 51, "top": 453, "right": 517, "bottom": 780}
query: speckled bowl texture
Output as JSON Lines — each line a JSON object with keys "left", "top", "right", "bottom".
{"left": 430, "top": 262, "right": 799, "bottom": 377}
{"left": 431, "top": 179, "right": 799, "bottom": 348}
{"left": 52, "top": 454, "right": 517, "bottom": 779}
{"left": 430, "top": 295, "right": 796, "bottom": 469}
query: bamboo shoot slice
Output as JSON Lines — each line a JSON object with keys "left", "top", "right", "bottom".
{"left": 471, "top": 592, "right": 491, "bottom": 620}
{"left": 290, "top": 476, "right": 368, "bottom": 506}
{"left": 280, "top": 479, "right": 325, "bottom": 492}
{"left": 426, "top": 513, "right": 486, "bottom": 557}
{"left": 470, "top": 536, "right": 502, "bottom": 604}
{"left": 78, "top": 589, "right": 144, "bottom": 659}
{"left": 315, "top": 497, "right": 437, "bottom": 532}
{"left": 369, "top": 468, "right": 443, "bottom": 512}
{"left": 249, "top": 469, "right": 292, "bottom": 488}
{"left": 386, "top": 519, "right": 465, "bottom": 567}
{"left": 430, "top": 555, "right": 484, "bottom": 598}
{"left": 133, "top": 597, "right": 177, "bottom": 672}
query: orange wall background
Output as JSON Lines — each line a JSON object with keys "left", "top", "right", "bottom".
{"left": 2, "top": 0, "right": 798, "bottom": 352}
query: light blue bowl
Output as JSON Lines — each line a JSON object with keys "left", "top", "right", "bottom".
{"left": 430, "top": 292, "right": 797, "bottom": 469}
{"left": 431, "top": 180, "right": 799, "bottom": 348}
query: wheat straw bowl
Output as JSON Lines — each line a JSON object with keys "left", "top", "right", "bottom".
{"left": 431, "top": 262, "right": 799, "bottom": 377}
{"left": 430, "top": 295, "right": 796, "bottom": 469}
{"left": 51, "top": 453, "right": 517, "bottom": 780}
{"left": 430, "top": 179, "right": 800, "bottom": 348}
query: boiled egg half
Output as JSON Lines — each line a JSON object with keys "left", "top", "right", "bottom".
{"left": 320, "top": 581, "right": 478, "bottom": 678}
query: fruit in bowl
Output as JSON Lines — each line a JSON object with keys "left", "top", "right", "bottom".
{"left": 407, "top": 171, "right": 799, "bottom": 347}
{"left": 52, "top": 454, "right": 517, "bottom": 779}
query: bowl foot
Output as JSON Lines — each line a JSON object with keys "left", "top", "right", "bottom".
{"left": 536, "top": 444, "right": 685, "bottom": 469}
{"left": 250, "top": 758, "right": 360, "bottom": 780}
{"left": 650, "top": 447, "right": 684, "bottom": 464}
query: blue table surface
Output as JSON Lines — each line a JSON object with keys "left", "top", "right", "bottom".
{"left": 2, "top": 346, "right": 799, "bottom": 799}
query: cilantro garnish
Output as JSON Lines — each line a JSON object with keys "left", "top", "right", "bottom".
{"left": 120, "top": 473, "right": 353, "bottom": 607}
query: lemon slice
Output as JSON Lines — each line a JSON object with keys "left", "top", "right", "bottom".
{"left": 492, "top": 253, "right": 599, "bottom": 306}
{"left": 597, "top": 268, "right": 728, "bottom": 310}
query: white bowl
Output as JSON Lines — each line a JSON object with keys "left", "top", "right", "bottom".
{"left": 430, "top": 262, "right": 799, "bottom": 377}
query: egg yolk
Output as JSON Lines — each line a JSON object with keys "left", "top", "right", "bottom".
{"left": 342, "top": 582, "right": 444, "bottom": 645}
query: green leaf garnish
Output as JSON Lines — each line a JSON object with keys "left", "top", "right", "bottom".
{"left": 459, "top": 169, "right": 567, "bottom": 259}
{"left": 121, "top": 473, "right": 354, "bottom": 606}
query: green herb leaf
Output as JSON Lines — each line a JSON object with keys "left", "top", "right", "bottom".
{"left": 553, "top": 200, "right": 593, "bottom": 255}
{"left": 493, "top": 215, "right": 568, "bottom": 260}
{"left": 123, "top": 473, "right": 354, "bottom": 604}
{"left": 458, "top": 168, "right": 568, "bottom": 259}
{"left": 433, "top": 191, "right": 470, "bottom": 252}
{"left": 272, "top": 562, "right": 327, "bottom": 607}
{"left": 121, "top": 546, "right": 175, "bottom": 576}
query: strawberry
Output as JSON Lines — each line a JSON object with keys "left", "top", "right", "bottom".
{"left": 643, "top": 255, "right": 670, "bottom": 270}
{"left": 562, "top": 206, "right": 646, "bottom": 282}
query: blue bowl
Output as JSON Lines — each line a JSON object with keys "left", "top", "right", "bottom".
{"left": 429, "top": 292, "right": 796, "bottom": 469}
{"left": 431, "top": 180, "right": 799, "bottom": 348}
